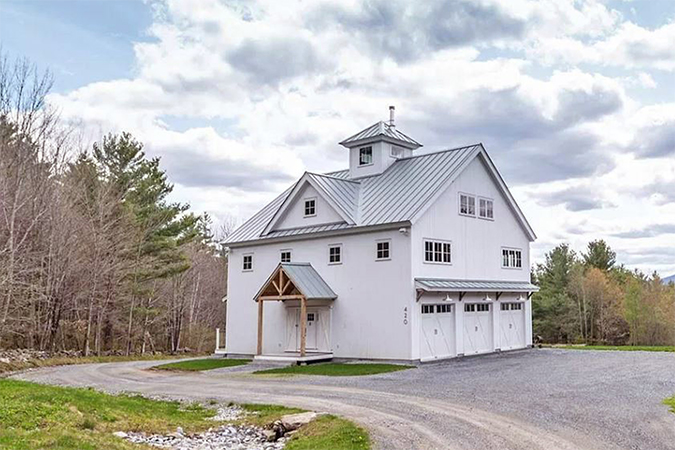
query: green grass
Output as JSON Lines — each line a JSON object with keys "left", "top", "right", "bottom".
{"left": 0, "top": 353, "right": 206, "bottom": 376}
{"left": 254, "top": 362, "right": 413, "bottom": 376}
{"left": 550, "top": 345, "right": 675, "bottom": 352}
{"left": 0, "top": 379, "right": 371, "bottom": 450}
{"left": 664, "top": 395, "right": 675, "bottom": 414}
{"left": 152, "top": 358, "right": 250, "bottom": 371}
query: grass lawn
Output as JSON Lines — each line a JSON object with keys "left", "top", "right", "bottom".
{"left": 0, "top": 379, "right": 371, "bottom": 450}
{"left": 254, "top": 362, "right": 413, "bottom": 376}
{"left": 0, "top": 353, "right": 206, "bottom": 376}
{"left": 550, "top": 345, "right": 675, "bottom": 352}
{"left": 152, "top": 358, "right": 250, "bottom": 371}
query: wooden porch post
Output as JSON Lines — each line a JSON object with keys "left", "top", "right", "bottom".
{"left": 257, "top": 299, "right": 263, "bottom": 356}
{"left": 299, "top": 296, "right": 307, "bottom": 357}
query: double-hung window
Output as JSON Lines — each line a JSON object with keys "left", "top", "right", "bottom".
{"left": 359, "top": 146, "right": 373, "bottom": 166}
{"left": 502, "top": 248, "right": 522, "bottom": 269}
{"left": 459, "top": 193, "right": 476, "bottom": 216}
{"left": 242, "top": 254, "right": 253, "bottom": 271}
{"left": 479, "top": 197, "right": 494, "bottom": 220}
{"left": 328, "top": 245, "right": 342, "bottom": 264}
{"left": 424, "top": 240, "right": 451, "bottom": 264}
{"left": 304, "top": 198, "right": 316, "bottom": 217}
{"left": 376, "top": 240, "right": 390, "bottom": 260}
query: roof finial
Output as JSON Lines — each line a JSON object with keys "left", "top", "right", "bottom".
{"left": 389, "top": 105, "right": 395, "bottom": 128}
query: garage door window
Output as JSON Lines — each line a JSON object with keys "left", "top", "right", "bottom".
{"left": 476, "top": 304, "right": 490, "bottom": 312}
{"left": 436, "top": 304, "right": 452, "bottom": 314}
{"left": 422, "top": 304, "right": 434, "bottom": 314}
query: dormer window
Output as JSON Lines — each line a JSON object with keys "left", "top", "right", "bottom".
{"left": 359, "top": 146, "right": 373, "bottom": 166}
{"left": 304, "top": 198, "right": 316, "bottom": 217}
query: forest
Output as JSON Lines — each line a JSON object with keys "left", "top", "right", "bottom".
{"left": 0, "top": 55, "right": 227, "bottom": 355}
{"left": 532, "top": 240, "right": 675, "bottom": 346}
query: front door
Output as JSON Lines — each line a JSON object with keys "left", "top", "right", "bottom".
{"left": 285, "top": 307, "right": 330, "bottom": 352}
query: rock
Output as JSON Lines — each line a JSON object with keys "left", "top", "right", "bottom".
{"left": 280, "top": 412, "right": 317, "bottom": 431}
{"left": 263, "top": 429, "right": 277, "bottom": 442}
{"left": 112, "top": 431, "right": 128, "bottom": 439}
{"left": 175, "top": 426, "right": 184, "bottom": 435}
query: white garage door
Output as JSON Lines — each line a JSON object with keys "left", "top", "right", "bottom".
{"left": 420, "top": 304, "right": 455, "bottom": 361}
{"left": 463, "top": 303, "right": 493, "bottom": 355}
{"left": 499, "top": 302, "right": 526, "bottom": 350}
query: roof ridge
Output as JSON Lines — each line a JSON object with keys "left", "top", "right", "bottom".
{"left": 308, "top": 171, "right": 361, "bottom": 184}
{"left": 395, "top": 143, "right": 482, "bottom": 162}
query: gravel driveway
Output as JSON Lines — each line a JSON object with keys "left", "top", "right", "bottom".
{"left": 12, "top": 349, "right": 675, "bottom": 450}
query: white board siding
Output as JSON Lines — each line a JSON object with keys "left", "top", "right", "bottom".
{"left": 273, "top": 184, "right": 345, "bottom": 231}
{"left": 411, "top": 157, "right": 531, "bottom": 282}
{"left": 225, "top": 228, "right": 414, "bottom": 360}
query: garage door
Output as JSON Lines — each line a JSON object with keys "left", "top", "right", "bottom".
{"left": 420, "top": 304, "right": 455, "bottom": 361}
{"left": 463, "top": 303, "right": 493, "bottom": 355}
{"left": 499, "top": 302, "right": 526, "bottom": 350}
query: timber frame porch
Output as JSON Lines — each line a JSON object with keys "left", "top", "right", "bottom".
{"left": 254, "top": 263, "right": 337, "bottom": 358}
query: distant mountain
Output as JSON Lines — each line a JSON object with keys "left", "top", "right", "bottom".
{"left": 663, "top": 275, "right": 675, "bottom": 285}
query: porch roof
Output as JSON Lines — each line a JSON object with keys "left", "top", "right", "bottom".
{"left": 254, "top": 263, "right": 337, "bottom": 301}
{"left": 415, "top": 278, "right": 539, "bottom": 293}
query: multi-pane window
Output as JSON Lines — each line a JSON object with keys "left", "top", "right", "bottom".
{"left": 502, "top": 248, "right": 523, "bottom": 269}
{"left": 501, "top": 302, "right": 523, "bottom": 311}
{"left": 328, "top": 245, "right": 342, "bottom": 264}
{"left": 460, "top": 193, "right": 476, "bottom": 216}
{"left": 280, "top": 250, "right": 292, "bottom": 263}
{"left": 479, "top": 198, "right": 494, "bottom": 219}
{"left": 304, "top": 198, "right": 316, "bottom": 217}
{"left": 421, "top": 304, "right": 434, "bottom": 314}
{"left": 359, "top": 146, "right": 373, "bottom": 165}
{"left": 465, "top": 303, "right": 490, "bottom": 312}
{"left": 424, "top": 240, "right": 451, "bottom": 264}
{"left": 242, "top": 254, "right": 253, "bottom": 271}
{"left": 436, "top": 304, "right": 452, "bottom": 314}
{"left": 376, "top": 241, "right": 390, "bottom": 260}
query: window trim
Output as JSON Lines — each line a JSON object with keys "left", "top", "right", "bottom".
{"left": 501, "top": 247, "right": 523, "bottom": 270}
{"left": 423, "top": 238, "right": 452, "bottom": 265}
{"left": 478, "top": 196, "right": 494, "bottom": 221}
{"left": 280, "top": 249, "right": 292, "bottom": 263}
{"left": 375, "top": 239, "right": 391, "bottom": 261}
{"left": 242, "top": 253, "right": 254, "bottom": 272}
{"left": 328, "top": 244, "right": 343, "bottom": 265}
{"left": 358, "top": 146, "right": 373, "bottom": 167}
{"left": 390, "top": 145, "right": 404, "bottom": 159}
{"left": 459, "top": 192, "right": 477, "bottom": 217}
{"left": 303, "top": 197, "right": 317, "bottom": 217}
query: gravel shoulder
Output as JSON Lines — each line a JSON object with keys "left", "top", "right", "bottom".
{"left": 13, "top": 349, "right": 675, "bottom": 450}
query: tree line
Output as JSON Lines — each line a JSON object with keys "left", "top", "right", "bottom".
{"left": 0, "top": 54, "right": 227, "bottom": 355}
{"left": 533, "top": 240, "right": 675, "bottom": 346}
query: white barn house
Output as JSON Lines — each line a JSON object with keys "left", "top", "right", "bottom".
{"left": 223, "top": 108, "right": 538, "bottom": 363}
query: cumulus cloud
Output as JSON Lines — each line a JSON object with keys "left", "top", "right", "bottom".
{"left": 535, "top": 185, "right": 615, "bottom": 211}
{"left": 611, "top": 224, "right": 675, "bottom": 239}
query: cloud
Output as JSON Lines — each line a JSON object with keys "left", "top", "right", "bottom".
{"left": 611, "top": 224, "right": 675, "bottom": 239}
{"left": 631, "top": 120, "right": 675, "bottom": 158}
{"left": 535, "top": 185, "right": 614, "bottom": 211}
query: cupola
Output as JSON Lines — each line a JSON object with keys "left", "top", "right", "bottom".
{"left": 339, "top": 106, "right": 422, "bottom": 179}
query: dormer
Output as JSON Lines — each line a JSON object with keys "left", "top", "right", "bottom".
{"left": 339, "top": 106, "right": 422, "bottom": 179}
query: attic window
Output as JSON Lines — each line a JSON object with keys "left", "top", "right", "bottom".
{"left": 304, "top": 198, "right": 316, "bottom": 217}
{"left": 479, "top": 197, "right": 494, "bottom": 220}
{"left": 359, "top": 146, "right": 373, "bottom": 166}
{"left": 391, "top": 146, "right": 404, "bottom": 158}
{"left": 459, "top": 193, "right": 476, "bottom": 217}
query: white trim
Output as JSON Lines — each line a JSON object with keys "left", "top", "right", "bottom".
{"left": 478, "top": 196, "right": 494, "bottom": 221}
{"left": 280, "top": 249, "right": 292, "bottom": 263}
{"left": 458, "top": 192, "right": 477, "bottom": 218}
{"left": 375, "top": 239, "right": 392, "bottom": 261}
{"left": 501, "top": 247, "right": 523, "bottom": 270}
{"left": 303, "top": 197, "right": 317, "bottom": 217}
{"left": 328, "top": 243, "right": 343, "bottom": 265}
{"left": 423, "top": 238, "right": 452, "bottom": 265}
{"left": 358, "top": 146, "right": 373, "bottom": 166}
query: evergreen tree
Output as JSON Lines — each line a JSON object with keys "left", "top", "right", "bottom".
{"left": 583, "top": 239, "right": 616, "bottom": 271}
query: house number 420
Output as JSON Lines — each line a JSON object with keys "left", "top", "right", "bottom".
{"left": 403, "top": 307, "right": 408, "bottom": 325}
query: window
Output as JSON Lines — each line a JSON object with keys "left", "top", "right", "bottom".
{"left": 242, "top": 254, "right": 253, "bottom": 271}
{"left": 376, "top": 240, "right": 390, "bottom": 260}
{"left": 307, "top": 313, "right": 315, "bottom": 322}
{"left": 304, "top": 198, "right": 316, "bottom": 217}
{"left": 460, "top": 193, "right": 476, "bottom": 216}
{"left": 328, "top": 245, "right": 342, "bottom": 264}
{"left": 501, "top": 303, "right": 509, "bottom": 311}
{"left": 280, "top": 250, "right": 292, "bottom": 263}
{"left": 421, "top": 304, "right": 434, "bottom": 314}
{"left": 466, "top": 303, "right": 489, "bottom": 312}
{"left": 479, "top": 197, "right": 494, "bottom": 220}
{"left": 424, "top": 240, "right": 451, "bottom": 264}
{"left": 436, "top": 304, "right": 452, "bottom": 314}
{"left": 359, "top": 146, "right": 373, "bottom": 166}
{"left": 391, "top": 146, "right": 404, "bottom": 158}
{"left": 501, "top": 302, "right": 523, "bottom": 311}
{"left": 502, "top": 248, "right": 523, "bottom": 269}
{"left": 464, "top": 304, "right": 475, "bottom": 312}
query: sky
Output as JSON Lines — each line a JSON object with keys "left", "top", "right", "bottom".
{"left": 1, "top": 0, "right": 675, "bottom": 275}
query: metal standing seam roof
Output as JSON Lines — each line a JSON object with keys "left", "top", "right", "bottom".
{"left": 224, "top": 144, "right": 485, "bottom": 245}
{"left": 339, "top": 121, "right": 422, "bottom": 148}
{"left": 280, "top": 263, "right": 337, "bottom": 300}
{"left": 416, "top": 278, "right": 540, "bottom": 292}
